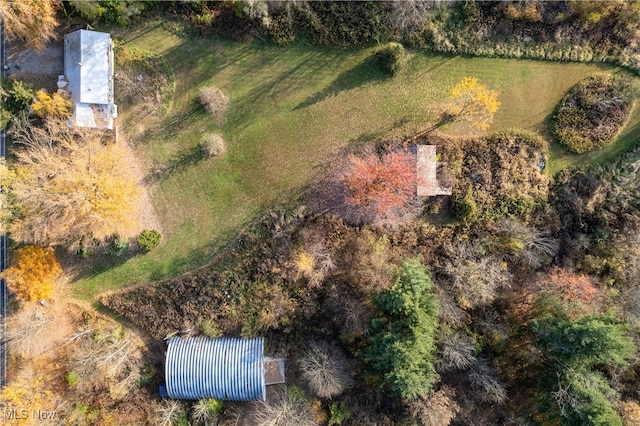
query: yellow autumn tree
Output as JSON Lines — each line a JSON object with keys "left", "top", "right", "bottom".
{"left": 31, "top": 90, "right": 72, "bottom": 119}
{"left": 1, "top": 246, "right": 61, "bottom": 301}
{"left": 9, "top": 118, "right": 141, "bottom": 248}
{"left": 449, "top": 76, "right": 500, "bottom": 132}
{"left": 0, "top": 0, "right": 60, "bottom": 51}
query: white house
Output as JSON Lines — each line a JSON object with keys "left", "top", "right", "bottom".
{"left": 61, "top": 30, "right": 117, "bottom": 130}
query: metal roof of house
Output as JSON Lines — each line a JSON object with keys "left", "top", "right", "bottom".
{"left": 64, "top": 30, "right": 113, "bottom": 105}
{"left": 165, "top": 336, "right": 266, "bottom": 401}
{"left": 63, "top": 30, "right": 116, "bottom": 129}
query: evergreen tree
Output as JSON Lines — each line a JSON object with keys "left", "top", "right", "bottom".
{"left": 363, "top": 259, "right": 439, "bottom": 399}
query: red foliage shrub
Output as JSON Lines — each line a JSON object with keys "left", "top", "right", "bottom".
{"left": 513, "top": 267, "right": 603, "bottom": 320}
{"left": 343, "top": 146, "right": 416, "bottom": 220}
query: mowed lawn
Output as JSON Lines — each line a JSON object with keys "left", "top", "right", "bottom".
{"left": 73, "top": 21, "right": 640, "bottom": 300}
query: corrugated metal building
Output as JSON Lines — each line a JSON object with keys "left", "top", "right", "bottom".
{"left": 165, "top": 336, "right": 278, "bottom": 401}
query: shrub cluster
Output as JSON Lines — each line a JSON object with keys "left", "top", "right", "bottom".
{"left": 550, "top": 73, "right": 633, "bottom": 154}
{"left": 200, "top": 133, "right": 227, "bottom": 158}
{"left": 199, "top": 86, "right": 229, "bottom": 123}
{"left": 374, "top": 42, "right": 406, "bottom": 76}
{"left": 114, "top": 43, "right": 175, "bottom": 115}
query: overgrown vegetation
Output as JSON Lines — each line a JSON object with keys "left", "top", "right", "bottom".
{"left": 452, "top": 129, "right": 550, "bottom": 226}
{"left": 550, "top": 73, "right": 634, "bottom": 153}
{"left": 114, "top": 43, "right": 175, "bottom": 117}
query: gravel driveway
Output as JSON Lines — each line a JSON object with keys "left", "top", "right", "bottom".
{"left": 6, "top": 36, "right": 64, "bottom": 92}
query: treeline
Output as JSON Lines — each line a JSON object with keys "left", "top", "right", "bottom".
{"left": 66, "top": 1, "right": 640, "bottom": 73}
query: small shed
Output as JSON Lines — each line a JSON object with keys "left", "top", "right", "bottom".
{"left": 165, "top": 336, "right": 285, "bottom": 401}
{"left": 416, "top": 145, "right": 453, "bottom": 197}
{"left": 63, "top": 30, "right": 117, "bottom": 129}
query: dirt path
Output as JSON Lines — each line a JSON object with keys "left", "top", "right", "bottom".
{"left": 118, "top": 131, "right": 163, "bottom": 237}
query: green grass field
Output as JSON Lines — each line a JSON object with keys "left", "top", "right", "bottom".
{"left": 72, "top": 20, "right": 640, "bottom": 300}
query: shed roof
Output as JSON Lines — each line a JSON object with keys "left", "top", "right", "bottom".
{"left": 165, "top": 336, "right": 266, "bottom": 401}
{"left": 416, "top": 145, "right": 453, "bottom": 197}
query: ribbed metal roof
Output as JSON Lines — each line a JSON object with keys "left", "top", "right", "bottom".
{"left": 165, "top": 336, "right": 266, "bottom": 401}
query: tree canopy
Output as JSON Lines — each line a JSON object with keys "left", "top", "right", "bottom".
{"left": 1, "top": 245, "right": 61, "bottom": 301}
{"left": 530, "top": 300, "right": 636, "bottom": 426}
{"left": 449, "top": 76, "right": 500, "bottom": 132}
{"left": 8, "top": 118, "right": 141, "bottom": 248}
{"left": 31, "top": 90, "right": 72, "bottom": 119}
{"left": 0, "top": 0, "right": 60, "bottom": 51}
{"left": 363, "top": 259, "right": 439, "bottom": 399}
{"left": 343, "top": 146, "right": 416, "bottom": 221}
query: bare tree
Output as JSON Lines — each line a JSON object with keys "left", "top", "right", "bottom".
{"left": 67, "top": 325, "right": 143, "bottom": 400}
{"left": 468, "top": 358, "right": 508, "bottom": 404}
{"left": 6, "top": 308, "right": 53, "bottom": 359}
{"left": 438, "top": 332, "right": 477, "bottom": 372}
{"left": 298, "top": 340, "right": 354, "bottom": 399}
{"left": 443, "top": 250, "right": 512, "bottom": 310}
{"left": 388, "top": 0, "right": 438, "bottom": 33}
{"left": 156, "top": 400, "right": 186, "bottom": 426}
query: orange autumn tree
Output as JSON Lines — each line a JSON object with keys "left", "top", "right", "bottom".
{"left": 516, "top": 268, "right": 602, "bottom": 318}
{"left": 1, "top": 246, "right": 62, "bottom": 301}
{"left": 543, "top": 268, "right": 601, "bottom": 307}
{"left": 449, "top": 76, "right": 500, "bottom": 132}
{"left": 343, "top": 146, "right": 416, "bottom": 220}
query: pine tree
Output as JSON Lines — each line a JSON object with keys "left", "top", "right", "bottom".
{"left": 363, "top": 259, "right": 440, "bottom": 399}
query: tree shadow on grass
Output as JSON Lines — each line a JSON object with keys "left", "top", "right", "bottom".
{"left": 294, "top": 55, "right": 387, "bottom": 110}
{"left": 143, "top": 145, "right": 204, "bottom": 185}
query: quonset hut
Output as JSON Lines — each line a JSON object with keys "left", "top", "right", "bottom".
{"left": 164, "top": 336, "right": 284, "bottom": 401}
